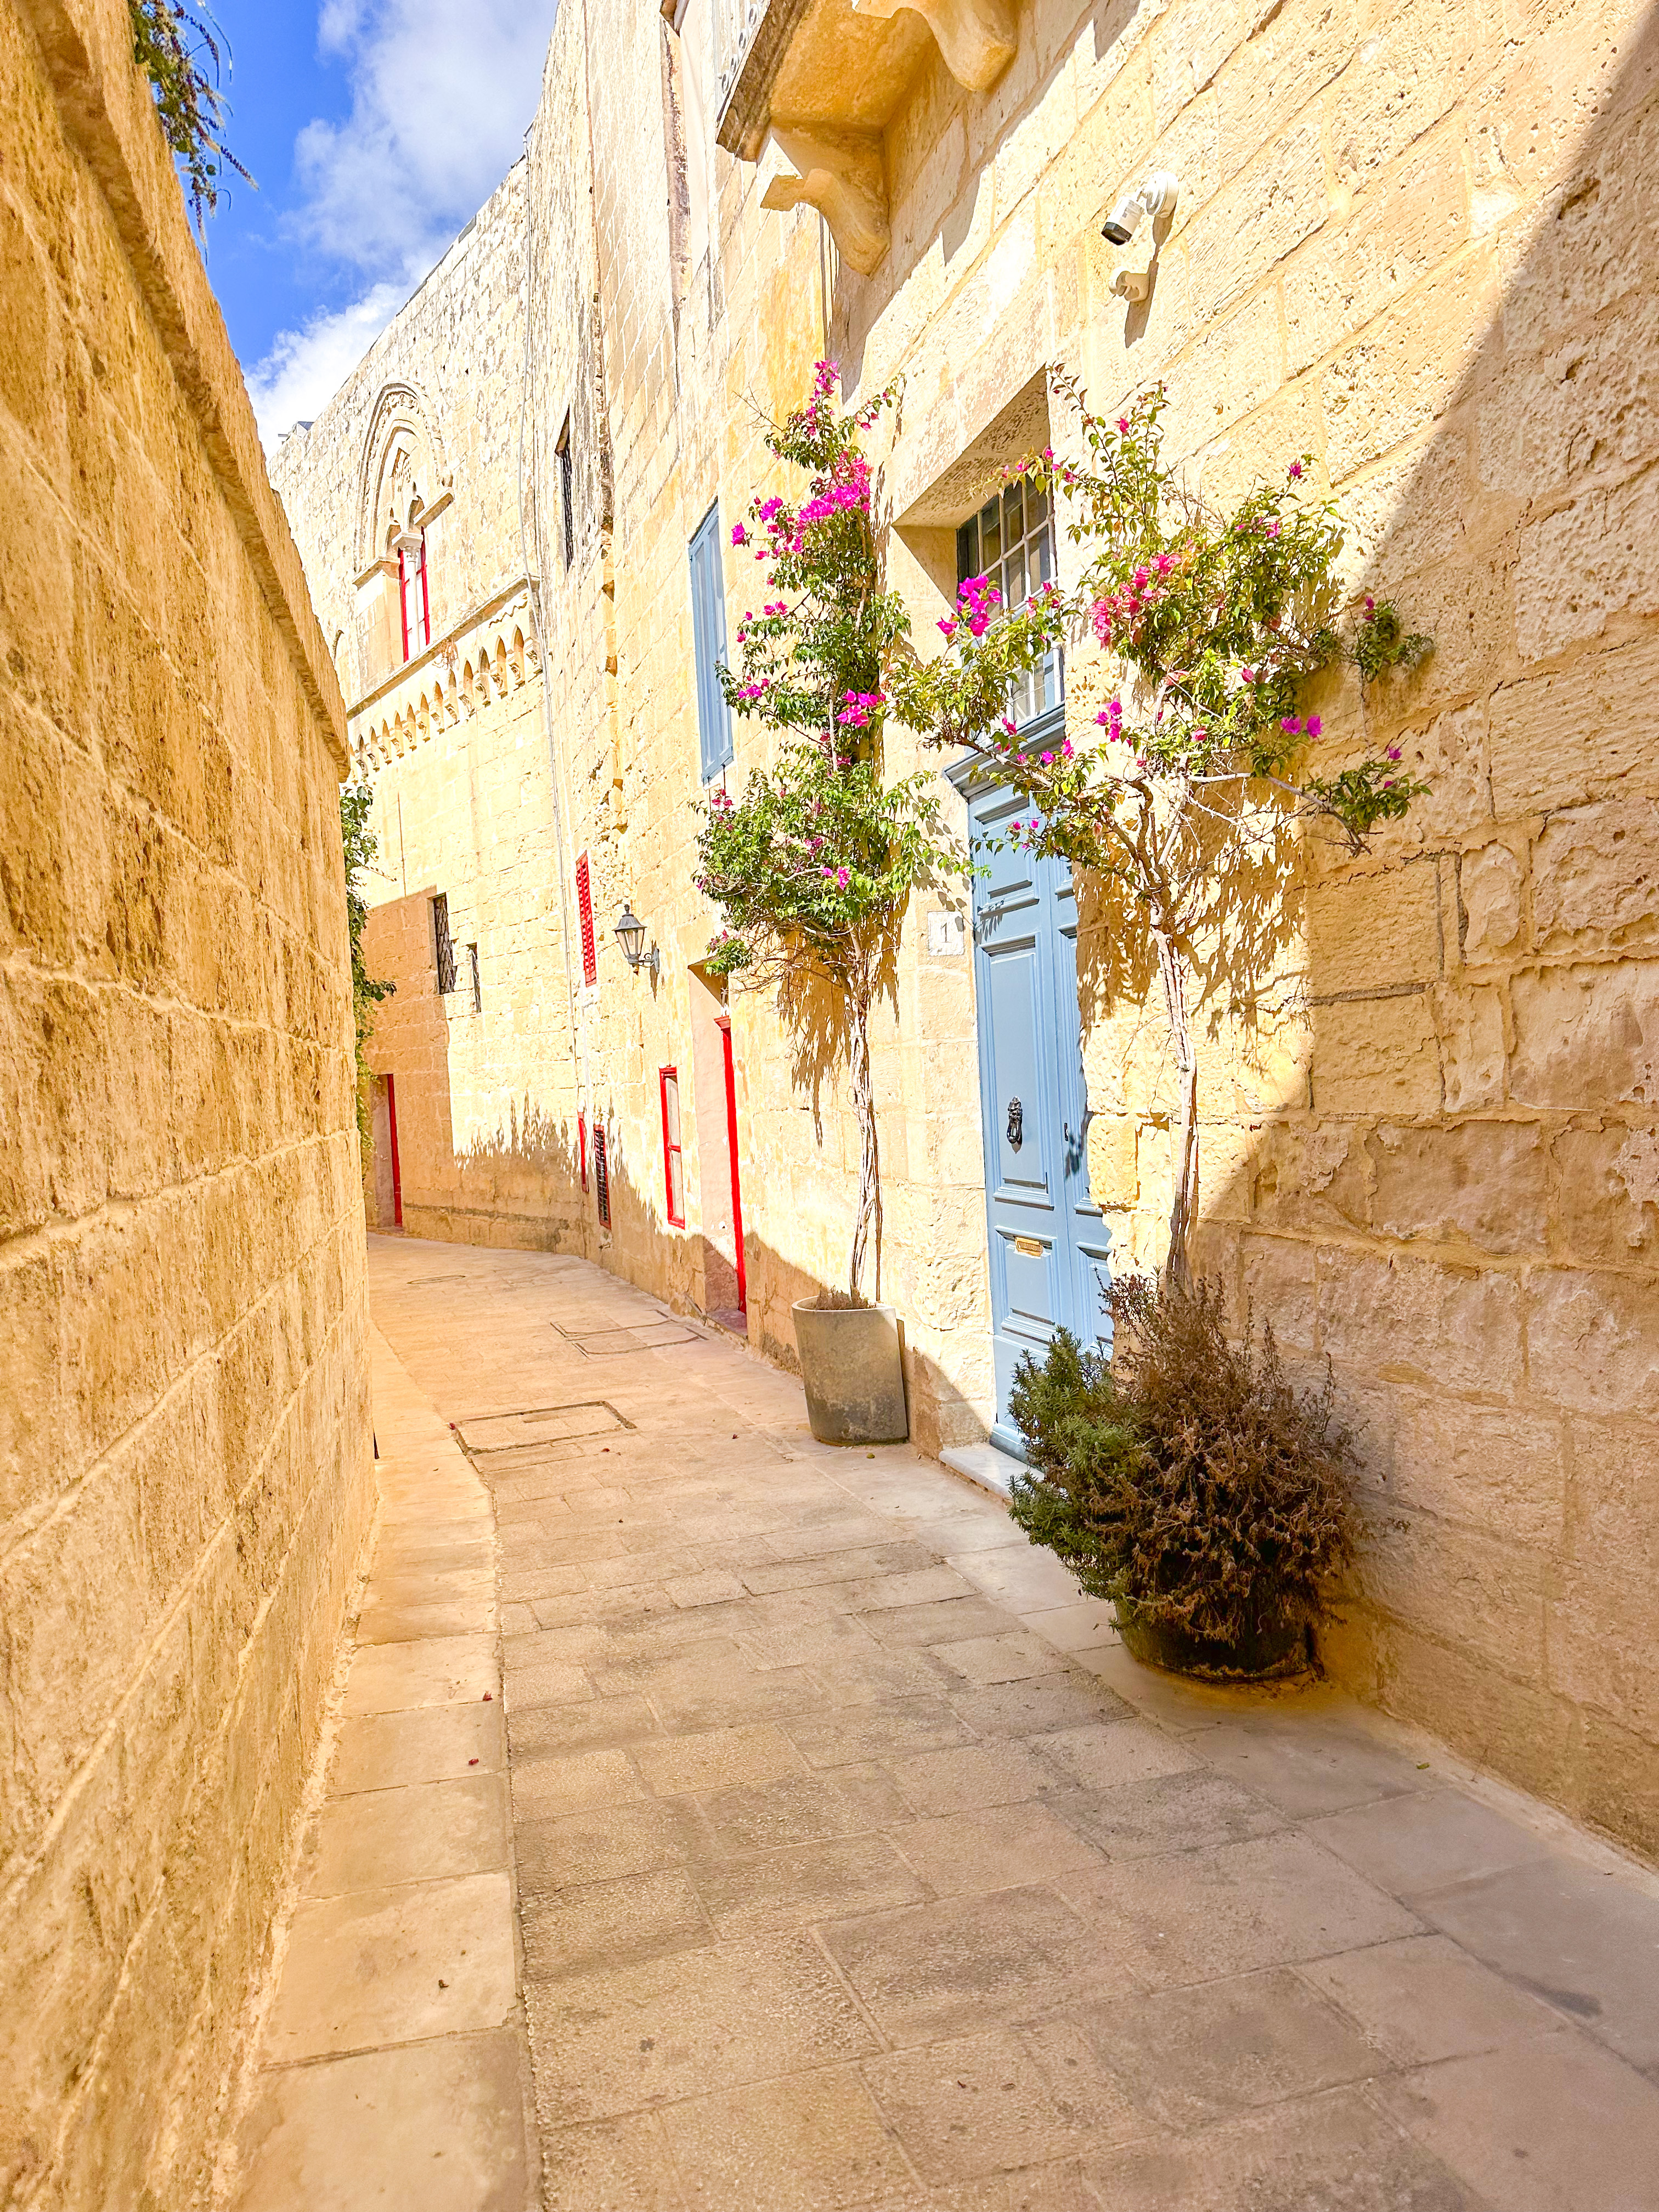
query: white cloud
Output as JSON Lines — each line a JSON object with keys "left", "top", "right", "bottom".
{"left": 249, "top": 0, "right": 558, "bottom": 443}
{"left": 296, "top": 0, "right": 558, "bottom": 273}
{"left": 247, "top": 280, "right": 408, "bottom": 445}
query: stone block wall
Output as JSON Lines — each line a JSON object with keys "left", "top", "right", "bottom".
{"left": 275, "top": 0, "right": 1659, "bottom": 1855}
{"left": 0, "top": 0, "right": 373, "bottom": 2199}
{"left": 271, "top": 164, "right": 585, "bottom": 1256}
{"left": 835, "top": 0, "right": 1659, "bottom": 1849}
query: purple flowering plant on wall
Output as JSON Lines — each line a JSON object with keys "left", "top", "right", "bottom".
{"left": 695, "top": 364, "right": 963, "bottom": 1303}
{"left": 892, "top": 375, "right": 1433, "bottom": 1286}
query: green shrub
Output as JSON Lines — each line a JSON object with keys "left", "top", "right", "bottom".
{"left": 1008, "top": 1277, "right": 1356, "bottom": 1647}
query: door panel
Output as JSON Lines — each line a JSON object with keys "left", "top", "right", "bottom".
{"left": 962, "top": 757, "right": 1109, "bottom": 1455}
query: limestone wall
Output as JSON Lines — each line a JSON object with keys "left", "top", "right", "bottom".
{"left": 526, "top": 0, "right": 1658, "bottom": 1852}
{"left": 0, "top": 0, "right": 373, "bottom": 2198}
{"left": 270, "top": 165, "right": 584, "bottom": 1255}
{"left": 275, "top": 0, "right": 1659, "bottom": 1856}
{"left": 837, "top": 0, "right": 1659, "bottom": 1849}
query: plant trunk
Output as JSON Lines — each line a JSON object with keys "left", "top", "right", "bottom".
{"left": 847, "top": 983, "right": 879, "bottom": 1302}
{"left": 1154, "top": 927, "right": 1198, "bottom": 1291}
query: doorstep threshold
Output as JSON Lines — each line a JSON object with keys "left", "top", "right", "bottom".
{"left": 940, "top": 1441, "right": 1025, "bottom": 1502}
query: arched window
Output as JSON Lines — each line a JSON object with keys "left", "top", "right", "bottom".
{"left": 398, "top": 527, "right": 430, "bottom": 660}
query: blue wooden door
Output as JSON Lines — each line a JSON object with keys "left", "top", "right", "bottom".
{"left": 961, "top": 760, "right": 1110, "bottom": 1457}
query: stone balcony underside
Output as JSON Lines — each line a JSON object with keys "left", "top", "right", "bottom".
{"left": 718, "top": 0, "right": 1016, "bottom": 272}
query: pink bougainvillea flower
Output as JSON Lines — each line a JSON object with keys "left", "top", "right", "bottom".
{"left": 1306, "top": 715, "right": 1322, "bottom": 737}
{"left": 938, "top": 617, "right": 957, "bottom": 636}
{"left": 1288, "top": 460, "right": 1304, "bottom": 480}
{"left": 1386, "top": 744, "right": 1403, "bottom": 762}
{"left": 731, "top": 523, "right": 748, "bottom": 545}
{"left": 1281, "top": 716, "right": 1301, "bottom": 733}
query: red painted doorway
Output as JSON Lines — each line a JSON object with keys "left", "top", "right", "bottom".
{"left": 718, "top": 1015, "right": 745, "bottom": 1315}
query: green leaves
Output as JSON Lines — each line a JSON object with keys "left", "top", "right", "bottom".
{"left": 695, "top": 748, "right": 957, "bottom": 984}
{"left": 128, "top": 2, "right": 252, "bottom": 230}
{"left": 341, "top": 782, "right": 394, "bottom": 1142}
{"left": 894, "top": 377, "right": 1433, "bottom": 859}
{"left": 1009, "top": 1283, "right": 1357, "bottom": 1645}
{"left": 698, "top": 366, "right": 963, "bottom": 990}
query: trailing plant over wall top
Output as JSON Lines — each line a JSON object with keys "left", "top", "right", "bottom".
{"left": 128, "top": 0, "right": 251, "bottom": 229}
{"left": 893, "top": 375, "right": 1434, "bottom": 1286}
{"left": 696, "top": 364, "right": 962, "bottom": 1304}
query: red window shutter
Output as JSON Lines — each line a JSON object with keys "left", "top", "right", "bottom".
{"left": 578, "top": 1109, "right": 588, "bottom": 1191}
{"left": 575, "top": 852, "right": 597, "bottom": 986}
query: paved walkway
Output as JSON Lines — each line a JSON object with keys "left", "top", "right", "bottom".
{"left": 237, "top": 1236, "right": 1659, "bottom": 2211}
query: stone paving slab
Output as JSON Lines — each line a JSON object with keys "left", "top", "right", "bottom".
{"left": 229, "top": 1325, "right": 535, "bottom": 2210}
{"left": 368, "top": 1237, "right": 1659, "bottom": 2212}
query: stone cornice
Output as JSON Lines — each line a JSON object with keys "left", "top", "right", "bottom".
{"left": 15, "top": 0, "right": 351, "bottom": 776}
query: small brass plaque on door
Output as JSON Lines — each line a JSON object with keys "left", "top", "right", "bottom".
{"left": 1013, "top": 1235, "right": 1043, "bottom": 1258}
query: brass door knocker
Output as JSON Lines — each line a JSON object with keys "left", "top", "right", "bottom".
{"left": 1006, "top": 1097, "right": 1023, "bottom": 1151}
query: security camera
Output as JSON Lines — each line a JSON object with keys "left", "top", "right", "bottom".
{"left": 1102, "top": 169, "right": 1179, "bottom": 246}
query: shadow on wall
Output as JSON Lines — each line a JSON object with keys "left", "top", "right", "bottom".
{"left": 1068, "top": 12, "right": 1659, "bottom": 1854}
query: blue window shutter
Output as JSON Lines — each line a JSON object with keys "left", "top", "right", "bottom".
{"left": 689, "top": 505, "right": 733, "bottom": 781}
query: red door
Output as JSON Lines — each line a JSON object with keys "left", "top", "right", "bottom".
{"left": 386, "top": 1073, "right": 403, "bottom": 1228}
{"left": 718, "top": 1018, "right": 745, "bottom": 1314}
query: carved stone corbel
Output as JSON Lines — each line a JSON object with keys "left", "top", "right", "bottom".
{"left": 849, "top": 0, "right": 1015, "bottom": 92}
{"left": 760, "top": 126, "right": 889, "bottom": 274}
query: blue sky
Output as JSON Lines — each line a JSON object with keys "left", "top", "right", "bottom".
{"left": 198, "top": 0, "right": 560, "bottom": 444}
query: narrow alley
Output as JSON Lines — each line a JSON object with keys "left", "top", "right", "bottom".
{"left": 231, "top": 1240, "right": 1659, "bottom": 2211}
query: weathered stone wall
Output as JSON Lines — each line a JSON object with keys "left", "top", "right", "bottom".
{"left": 532, "top": 0, "right": 1659, "bottom": 1852}
{"left": 0, "top": 0, "right": 374, "bottom": 2199}
{"left": 271, "top": 166, "right": 584, "bottom": 1255}
{"left": 839, "top": 0, "right": 1659, "bottom": 1850}
{"left": 277, "top": 0, "right": 1659, "bottom": 1855}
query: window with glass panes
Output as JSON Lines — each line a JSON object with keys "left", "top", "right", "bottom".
{"left": 955, "top": 476, "right": 1060, "bottom": 725}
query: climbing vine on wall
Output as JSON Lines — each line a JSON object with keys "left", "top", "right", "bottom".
{"left": 893, "top": 375, "right": 1434, "bottom": 1287}
{"left": 341, "top": 782, "right": 395, "bottom": 1145}
{"left": 695, "top": 364, "right": 962, "bottom": 1303}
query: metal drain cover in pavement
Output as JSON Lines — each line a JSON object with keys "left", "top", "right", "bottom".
{"left": 458, "top": 1402, "right": 632, "bottom": 1452}
{"left": 551, "top": 1319, "right": 702, "bottom": 1356}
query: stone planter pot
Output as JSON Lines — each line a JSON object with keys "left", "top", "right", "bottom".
{"left": 1115, "top": 1601, "right": 1310, "bottom": 1683}
{"left": 792, "top": 1299, "right": 909, "bottom": 1445}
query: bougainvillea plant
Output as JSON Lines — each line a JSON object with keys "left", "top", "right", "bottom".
{"left": 696, "top": 364, "right": 962, "bottom": 1303}
{"left": 893, "top": 375, "right": 1432, "bottom": 1288}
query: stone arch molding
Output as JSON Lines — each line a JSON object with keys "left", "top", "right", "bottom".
{"left": 356, "top": 381, "right": 451, "bottom": 571}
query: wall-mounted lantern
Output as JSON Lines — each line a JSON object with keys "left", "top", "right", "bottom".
{"left": 614, "top": 903, "right": 660, "bottom": 978}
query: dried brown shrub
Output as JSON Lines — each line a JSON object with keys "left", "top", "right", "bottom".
{"left": 1009, "top": 1276, "right": 1357, "bottom": 1647}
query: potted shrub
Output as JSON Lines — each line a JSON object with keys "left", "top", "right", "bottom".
{"left": 1008, "top": 1278, "right": 1356, "bottom": 1679}
{"left": 695, "top": 364, "right": 962, "bottom": 1443}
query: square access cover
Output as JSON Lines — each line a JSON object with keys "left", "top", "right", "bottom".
{"left": 457, "top": 1402, "right": 632, "bottom": 1452}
